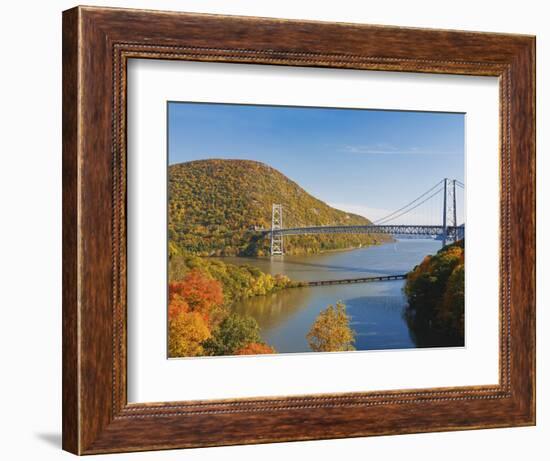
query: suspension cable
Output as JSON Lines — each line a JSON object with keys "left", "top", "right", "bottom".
{"left": 373, "top": 179, "right": 444, "bottom": 224}
{"left": 376, "top": 186, "right": 445, "bottom": 225}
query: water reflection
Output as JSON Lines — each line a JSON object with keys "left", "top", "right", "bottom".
{"left": 346, "top": 294, "right": 416, "bottom": 351}
{"left": 233, "top": 286, "right": 312, "bottom": 332}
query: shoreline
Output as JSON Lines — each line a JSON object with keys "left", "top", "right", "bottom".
{"left": 209, "top": 237, "right": 437, "bottom": 261}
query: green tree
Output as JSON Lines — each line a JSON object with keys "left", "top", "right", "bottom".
{"left": 306, "top": 301, "right": 355, "bottom": 352}
{"left": 440, "top": 264, "right": 465, "bottom": 340}
{"left": 202, "top": 313, "right": 263, "bottom": 356}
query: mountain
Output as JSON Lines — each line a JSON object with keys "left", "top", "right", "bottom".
{"left": 168, "top": 159, "right": 390, "bottom": 256}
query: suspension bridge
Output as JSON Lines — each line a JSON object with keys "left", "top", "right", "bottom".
{"left": 265, "top": 178, "right": 465, "bottom": 256}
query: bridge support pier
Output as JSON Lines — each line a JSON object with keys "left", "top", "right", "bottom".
{"left": 442, "top": 178, "right": 448, "bottom": 248}
{"left": 442, "top": 178, "right": 458, "bottom": 248}
{"left": 270, "top": 204, "right": 284, "bottom": 256}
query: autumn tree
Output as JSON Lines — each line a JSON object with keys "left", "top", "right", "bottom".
{"left": 168, "top": 311, "right": 210, "bottom": 358}
{"left": 168, "top": 241, "right": 180, "bottom": 260}
{"left": 306, "top": 301, "right": 355, "bottom": 352}
{"left": 234, "top": 343, "right": 276, "bottom": 355}
{"left": 168, "top": 269, "right": 225, "bottom": 358}
{"left": 404, "top": 240, "right": 465, "bottom": 347}
{"left": 439, "top": 264, "right": 465, "bottom": 342}
{"left": 168, "top": 269, "right": 224, "bottom": 325}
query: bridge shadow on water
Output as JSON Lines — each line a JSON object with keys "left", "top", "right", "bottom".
{"left": 277, "top": 258, "right": 398, "bottom": 276}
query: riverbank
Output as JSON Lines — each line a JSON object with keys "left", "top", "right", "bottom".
{"left": 169, "top": 252, "right": 305, "bottom": 305}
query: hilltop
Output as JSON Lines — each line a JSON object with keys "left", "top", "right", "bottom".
{"left": 168, "top": 159, "right": 390, "bottom": 256}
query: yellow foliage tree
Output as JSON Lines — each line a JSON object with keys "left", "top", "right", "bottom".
{"left": 307, "top": 301, "right": 355, "bottom": 352}
{"left": 168, "top": 311, "right": 211, "bottom": 358}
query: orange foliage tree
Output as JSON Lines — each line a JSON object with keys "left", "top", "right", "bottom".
{"left": 168, "top": 269, "right": 225, "bottom": 357}
{"left": 168, "top": 269, "right": 224, "bottom": 323}
{"left": 234, "top": 342, "right": 276, "bottom": 355}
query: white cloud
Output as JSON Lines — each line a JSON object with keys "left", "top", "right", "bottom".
{"left": 343, "top": 144, "right": 460, "bottom": 156}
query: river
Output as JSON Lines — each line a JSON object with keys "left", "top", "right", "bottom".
{"left": 218, "top": 239, "right": 441, "bottom": 353}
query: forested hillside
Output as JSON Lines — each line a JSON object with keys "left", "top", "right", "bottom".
{"left": 404, "top": 240, "right": 465, "bottom": 347}
{"left": 168, "top": 159, "right": 390, "bottom": 256}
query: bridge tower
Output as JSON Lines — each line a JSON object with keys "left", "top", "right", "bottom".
{"left": 441, "top": 178, "right": 458, "bottom": 247}
{"left": 270, "top": 204, "right": 284, "bottom": 256}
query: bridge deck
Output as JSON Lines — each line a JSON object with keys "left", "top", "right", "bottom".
{"left": 264, "top": 224, "right": 464, "bottom": 237}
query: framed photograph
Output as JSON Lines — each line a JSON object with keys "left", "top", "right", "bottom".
{"left": 62, "top": 6, "right": 535, "bottom": 454}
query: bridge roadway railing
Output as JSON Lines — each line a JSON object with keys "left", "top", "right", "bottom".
{"left": 265, "top": 224, "right": 464, "bottom": 238}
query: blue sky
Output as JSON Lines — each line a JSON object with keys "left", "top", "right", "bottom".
{"left": 168, "top": 102, "right": 464, "bottom": 224}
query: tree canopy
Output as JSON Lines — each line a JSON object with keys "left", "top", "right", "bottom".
{"left": 404, "top": 239, "right": 465, "bottom": 346}
{"left": 307, "top": 301, "right": 355, "bottom": 352}
{"left": 203, "top": 313, "right": 266, "bottom": 356}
